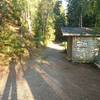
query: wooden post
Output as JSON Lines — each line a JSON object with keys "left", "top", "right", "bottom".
{"left": 67, "top": 36, "right": 72, "bottom": 61}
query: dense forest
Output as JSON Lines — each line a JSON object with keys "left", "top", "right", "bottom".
{"left": 0, "top": 0, "right": 100, "bottom": 59}
{"left": 67, "top": 0, "right": 100, "bottom": 31}
{"left": 0, "top": 0, "right": 66, "bottom": 59}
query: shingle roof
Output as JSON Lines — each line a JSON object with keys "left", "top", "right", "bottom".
{"left": 61, "top": 27, "right": 100, "bottom": 36}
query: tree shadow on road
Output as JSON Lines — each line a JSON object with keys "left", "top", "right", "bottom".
{"left": 20, "top": 55, "right": 61, "bottom": 100}
{"left": 1, "top": 58, "right": 17, "bottom": 100}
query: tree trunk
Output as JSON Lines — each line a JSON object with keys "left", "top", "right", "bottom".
{"left": 79, "top": 13, "right": 83, "bottom": 27}
{"left": 80, "top": 13, "right": 83, "bottom": 27}
{"left": 28, "top": 15, "right": 32, "bottom": 34}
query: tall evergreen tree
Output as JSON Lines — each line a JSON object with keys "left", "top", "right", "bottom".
{"left": 53, "top": 0, "right": 66, "bottom": 41}
{"left": 67, "top": 0, "right": 99, "bottom": 28}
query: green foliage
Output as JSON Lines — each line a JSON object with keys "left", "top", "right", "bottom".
{"left": 53, "top": 0, "right": 67, "bottom": 41}
{"left": 67, "top": 0, "right": 100, "bottom": 29}
{"left": 34, "top": 0, "right": 55, "bottom": 46}
{"left": 95, "top": 0, "right": 100, "bottom": 32}
{"left": 0, "top": 0, "right": 27, "bottom": 58}
{"left": 1, "top": 0, "right": 62, "bottom": 59}
{"left": 0, "top": 29, "right": 24, "bottom": 57}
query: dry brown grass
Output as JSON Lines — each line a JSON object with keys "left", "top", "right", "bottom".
{"left": 0, "top": 47, "right": 44, "bottom": 77}
{"left": 0, "top": 54, "right": 9, "bottom": 77}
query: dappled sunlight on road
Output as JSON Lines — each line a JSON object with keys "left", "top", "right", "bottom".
{"left": 0, "top": 61, "right": 36, "bottom": 100}
{"left": 47, "top": 43, "right": 64, "bottom": 51}
{"left": 34, "top": 66, "right": 70, "bottom": 100}
{"left": 0, "top": 60, "right": 17, "bottom": 100}
{"left": 17, "top": 79, "right": 36, "bottom": 100}
{"left": 35, "top": 58, "right": 50, "bottom": 65}
{"left": 0, "top": 74, "right": 8, "bottom": 99}
{"left": 0, "top": 42, "right": 100, "bottom": 100}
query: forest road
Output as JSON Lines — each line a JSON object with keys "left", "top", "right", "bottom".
{"left": 0, "top": 43, "right": 100, "bottom": 100}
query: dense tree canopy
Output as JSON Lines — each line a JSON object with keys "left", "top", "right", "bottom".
{"left": 0, "top": 0, "right": 99, "bottom": 59}
{"left": 67, "top": 0, "right": 100, "bottom": 31}
{"left": 0, "top": 0, "right": 66, "bottom": 59}
{"left": 53, "top": 0, "right": 66, "bottom": 41}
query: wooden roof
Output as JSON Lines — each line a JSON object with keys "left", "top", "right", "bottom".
{"left": 61, "top": 27, "right": 100, "bottom": 37}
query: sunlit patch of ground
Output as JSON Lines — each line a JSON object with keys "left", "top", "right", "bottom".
{"left": 0, "top": 48, "right": 45, "bottom": 100}
{"left": 0, "top": 74, "right": 8, "bottom": 99}
{"left": 0, "top": 54, "right": 9, "bottom": 80}
{"left": 0, "top": 43, "right": 100, "bottom": 100}
{"left": 17, "top": 76, "right": 36, "bottom": 100}
{"left": 0, "top": 55, "right": 9, "bottom": 100}
{"left": 47, "top": 42, "right": 65, "bottom": 51}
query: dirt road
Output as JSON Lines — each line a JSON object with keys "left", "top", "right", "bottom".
{"left": 0, "top": 43, "right": 100, "bottom": 100}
